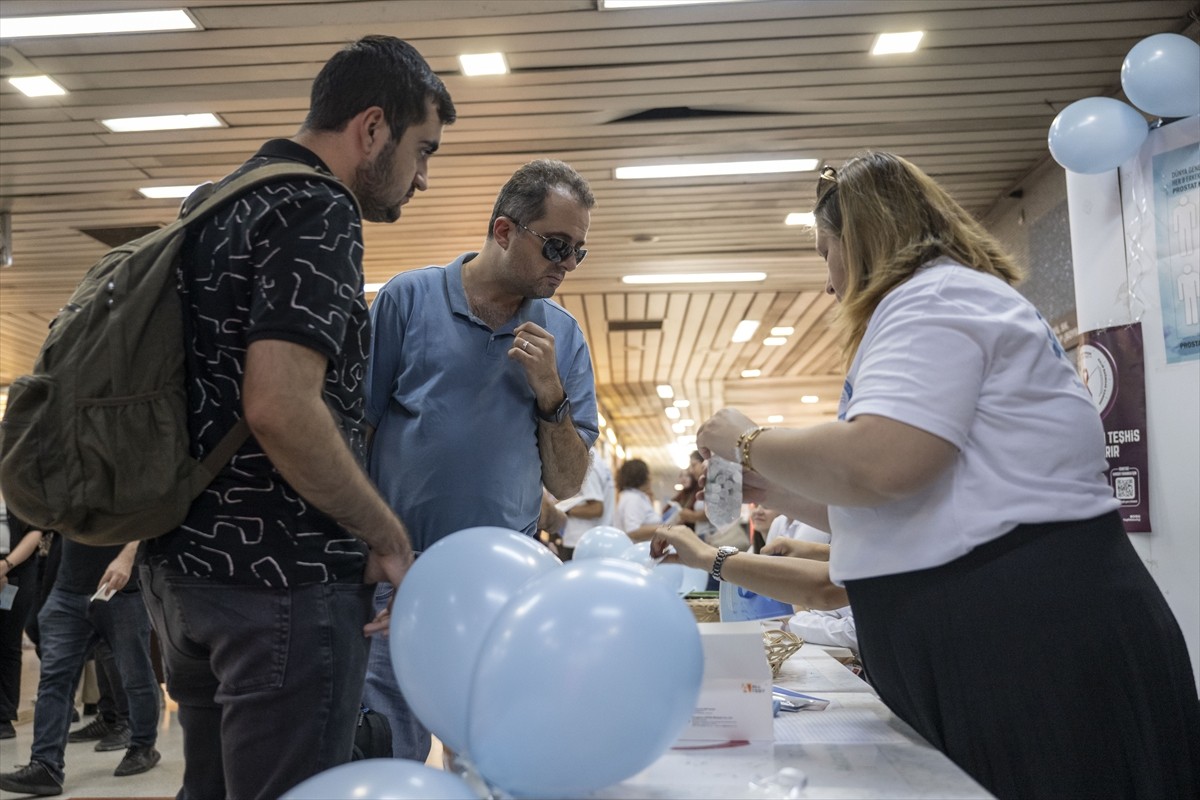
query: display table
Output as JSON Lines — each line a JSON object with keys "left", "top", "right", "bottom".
{"left": 595, "top": 644, "right": 993, "bottom": 799}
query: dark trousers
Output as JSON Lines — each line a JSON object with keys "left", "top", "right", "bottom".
{"left": 0, "top": 558, "right": 37, "bottom": 721}
{"left": 141, "top": 564, "right": 373, "bottom": 800}
{"left": 29, "top": 587, "right": 159, "bottom": 782}
{"left": 846, "top": 512, "right": 1200, "bottom": 800}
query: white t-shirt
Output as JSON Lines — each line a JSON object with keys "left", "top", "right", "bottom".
{"left": 557, "top": 457, "right": 615, "bottom": 548}
{"left": 828, "top": 260, "right": 1118, "bottom": 583}
{"left": 615, "top": 488, "right": 658, "bottom": 535}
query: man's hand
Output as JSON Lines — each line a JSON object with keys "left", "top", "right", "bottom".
{"left": 509, "top": 321, "right": 563, "bottom": 409}
{"left": 98, "top": 542, "right": 138, "bottom": 594}
{"left": 362, "top": 549, "right": 413, "bottom": 637}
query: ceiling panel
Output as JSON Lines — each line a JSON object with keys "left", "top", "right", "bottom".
{"left": 1, "top": 0, "right": 1195, "bottom": 474}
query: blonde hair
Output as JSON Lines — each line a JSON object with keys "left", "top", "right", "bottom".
{"left": 813, "top": 152, "right": 1024, "bottom": 362}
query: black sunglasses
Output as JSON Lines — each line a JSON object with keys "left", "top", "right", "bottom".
{"left": 512, "top": 219, "right": 587, "bottom": 265}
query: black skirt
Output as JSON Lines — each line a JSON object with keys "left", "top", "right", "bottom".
{"left": 845, "top": 511, "right": 1200, "bottom": 800}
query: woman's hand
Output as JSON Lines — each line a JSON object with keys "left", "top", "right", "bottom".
{"left": 760, "top": 538, "right": 830, "bottom": 562}
{"left": 696, "top": 408, "right": 758, "bottom": 462}
{"left": 650, "top": 524, "right": 717, "bottom": 572}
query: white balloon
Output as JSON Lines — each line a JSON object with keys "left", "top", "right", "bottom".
{"left": 280, "top": 759, "right": 476, "bottom": 800}
{"left": 1121, "top": 33, "right": 1200, "bottom": 119}
{"left": 1048, "top": 97, "right": 1148, "bottom": 174}
{"left": 573, "top": 525, "right": 633, "bottom": 559}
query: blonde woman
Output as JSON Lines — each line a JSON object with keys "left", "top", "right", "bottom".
{"left": 654, "top": 152, "right": 1199, "bottom": 799}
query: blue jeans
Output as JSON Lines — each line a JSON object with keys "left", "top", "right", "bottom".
{"left": 361, "top": 582, "right": 431, "bottom": 761}
{"left": 30, "top": 587, "right": 159, "bottom": 782}
{"left": 141, "top": 564, "right": 373, "bottom": 800}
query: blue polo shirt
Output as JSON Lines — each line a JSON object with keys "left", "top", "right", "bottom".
{"left": 365, "top": 252, "right": 598, "bottom": 551}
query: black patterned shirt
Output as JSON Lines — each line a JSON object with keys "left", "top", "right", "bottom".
{"left": 147, "top": 140, "right": 370, "bottom": 587}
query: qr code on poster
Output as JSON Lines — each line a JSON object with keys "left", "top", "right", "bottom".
{"left": 1114, "top": 476, "right": 1137, "bottom": 501}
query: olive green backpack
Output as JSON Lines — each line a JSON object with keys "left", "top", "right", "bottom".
{"left": 0, "top": 162, "right": 349, "bottom": 545}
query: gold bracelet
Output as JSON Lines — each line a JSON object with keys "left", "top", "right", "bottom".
{"left": 737, "top": 426, "right": 772, "bottom": 472}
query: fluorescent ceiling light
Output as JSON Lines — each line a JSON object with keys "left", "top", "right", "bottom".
{"left": 770, "top": 326, "right": 794, "bottom": 336}
{"left": 615, "top": 444, "right": 626, "bottom": 459}
{"left": 8, "top": 75, "right": 66, "bottom": 97}
{"left": 672, "top": 399, "right": 690, "bottom": 408}
{"left": 680, "top": 419, "right": 695, "bottom": 427}
{"left": 623, "top": 272, "right": 767, "bottom": 285}
{"left": 458, "top": 52, "right": 508, "bottom": 76}
{"left": 606, "top": 427, "right": 618, "bottom": 444}
{"left": 785, "top": 212, "right": 815, "bottom": 226}
{"left": 616, "top": 159, "right": 818, "bottom": 180}
{"left": 763, "top": 337, "right": 788, "bottom": 346}
{"left": 602, "top": 0, "right": 755, "bottom": 8}
{"left": 801, "top": 395, "right": 819, "bottom": 404}
{"left": 597, "top": 411, "right": 607, "bottom": 427}
{"left": 101, "top": 113, "right": 224, "bottom": 133}
{"left": 138, "top": 185, "right": 200, "bottom": 199}
{"left": 665, "top": 406, "right": 681, "bottom": 420}
{"left": 364, "top": 283, "right": 384, "bottom": 294}
{"left": 672, "top": 422, "right": 687, "bottom": 433}
{"left": 656, "top": 384, "right": 675, "bottom": 399}
{"left": 0, "top": 9, "right": 198, "bottom": 38}
{"left": 731, "top": 320, "right": 760, "bottom": 343}
{"left": 872, "top": 31, "right": 924, "bottom": 55}
{"left": 741, "top": 369, "right": 762, "bottom": 378}
{"left": 767, "top": 415, "right": 784, "bottom": 424}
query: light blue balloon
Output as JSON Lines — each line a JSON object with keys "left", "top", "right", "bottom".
{"left": 1048, "top": 97, "right": 1148, "bottom": 174}
{"left": 620, "top": 540, "right": 684, "bottom": 592}
{"left": 572, "top": 525, "right": 633, "bottom": 559}
{"left": 468, "top": 559, "right": 704, "bottom": 798}
{"left": 280, "top": 759, "right": 477, "bottom": 800}
{"left": 390, "top": 527, "right": 561, "bottom": 755}
{"left": 1121, "top": 33, "right": 1200, "bottom": 119}
{"left": 678, "top": 566, "right": 710, "bottom": 595}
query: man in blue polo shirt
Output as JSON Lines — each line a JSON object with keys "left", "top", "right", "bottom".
{"left": 363, "top": 159, "right": 599, "bottom": 760}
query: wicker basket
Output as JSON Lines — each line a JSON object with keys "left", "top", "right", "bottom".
{"left": 762, "top": 628, "right": 803, "bottom": 679}
{"left": 684, "top": 593, "right": 721, "bottom": 623}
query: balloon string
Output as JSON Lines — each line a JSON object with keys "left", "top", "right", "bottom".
{"left": 1121, "top": 153, "right": 1151, "bottom": 325}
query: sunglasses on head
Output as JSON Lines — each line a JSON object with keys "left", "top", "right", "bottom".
{"left": 511, "top": 219, "right": 587, "bottom": 265}
{"left": 816, "top": 165, "right": 837, "bottom": 200}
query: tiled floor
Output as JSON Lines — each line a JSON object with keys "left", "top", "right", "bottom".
{"left": 2, "top": 645, "right": 443, "bottom": 799}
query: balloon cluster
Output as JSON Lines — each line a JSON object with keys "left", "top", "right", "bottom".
{"left": 287, "top": 525, "right": 705, "bottom": 799}
{"left": 1048, "top": 33, "right": 1200, "bottom": 174}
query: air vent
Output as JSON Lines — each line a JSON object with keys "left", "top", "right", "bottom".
{"left": 78, "top": 225, "right": 163, "bottom": 247}
{"left": 608, "top": 320, "right": 663, "bottom": 332}
{"left": 610, "top": 106, "right": 772, "bottom": 123}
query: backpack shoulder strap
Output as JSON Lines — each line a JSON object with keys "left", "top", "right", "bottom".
{"left": 180, "top": 162, "right": 359, "bottom": 227}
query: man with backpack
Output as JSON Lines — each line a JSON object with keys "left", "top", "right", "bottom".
{"left": 7, "top": 36, "right": 451, "bottom": 800}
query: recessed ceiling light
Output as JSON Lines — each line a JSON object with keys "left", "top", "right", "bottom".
{"left": 731, "top": 320, "right": 760, "bottom": 343}
{"left": 672, "top": 399, "right": 690, "bottom": 408}
{"left": 741, "top": 369, "right": 762, "bottom": 378}
{"left": 763, "top": 337, "right": 788, "bottom": 346}
{"left": 623, "top": 272, "right": 767, "bottom": 285}
{"left": 8, "top": 75, "right": 66, "bottom": 97}
{"left": 0, "top": 9, "right": 199, "bottom": 38}
{"left": 656, "top": 384, "right": 674, "bottom": 399}
{"left": 606, "top": 427, "right": 618, "bottom": 444}
{"left": 680, "top": 419, "right": 695, "bottom": 427}
{"left": 665, "top": 406, "right": 681, "bottom": 420}
{"left": 770, "top": 326, "right": 794, "bottom": 336}
{"left": 602, "top": 0, "right": 756, "bottom": 8}
{"left": 597, "top": 411, "right": 607, "bottom": 427}
{"left": 767, "top": 415, "right": 784, "bottom": 423}
{"left": 872, "top": 31, "right": 924, "bottom": 55}
{"left": 615, "top": 158, "right": 818, "bottom": 180}
{"left": 785, "top": 212, "right": 815, "bottom": 226}
{"left": 801, "top": 395, "right": 820, "bottom": 403}
{"left": 101, "top": 113, "right": 224, "bottom": 132}
{"left": 458, "top": 52, "right": 509, "bottom": 76}
{"left": 364, "top": 283, "right": 384, "bottom": 294}
{"left": 671, "top": 421, "right": 687, "bottom": 433}
{"left": 138, "top": 185, "right": 201, "bottom": 199}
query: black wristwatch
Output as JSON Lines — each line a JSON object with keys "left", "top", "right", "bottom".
{"left": 710, "top": 545, "right": 740, "bottom": 582}
{"left": 537, "top": 395, "right": 571, "bottom": 424}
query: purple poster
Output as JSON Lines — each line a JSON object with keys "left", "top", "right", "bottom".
{"left": 1077, "top": 323, "right": 1152, "bottom": 533}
